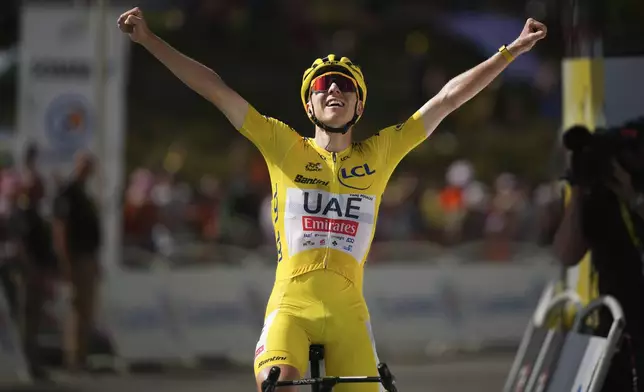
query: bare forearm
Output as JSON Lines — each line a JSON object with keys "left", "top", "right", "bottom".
{"left": 141, "top": 34, "right": 248, "bottom": 128}
{"left": 553, "top": 189, "right": 589, "bottom": 266}
{"left": 142, "top": 35, "right": 222, "bottom": 97}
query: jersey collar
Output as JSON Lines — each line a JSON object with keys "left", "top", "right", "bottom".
{"left": 307, "top": 138, "right": 353, "bottom": 161}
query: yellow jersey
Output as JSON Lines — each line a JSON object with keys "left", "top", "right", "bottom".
{"left": 239, "top": 105, "right": 427, "bottom": 292}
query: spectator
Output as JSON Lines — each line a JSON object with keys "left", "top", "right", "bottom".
{"left": 460, "top": 180, "right": 490, "bottom": 242}
{"left": 483, "top": 173, "right": 520, "bottom": 261}
{"left": 15, "top": 144, "right": 55, "bottom": 379}
{"left": 0, "top": 169, "right": 22, "bottom": 323}
{"left": 52, "top": 152, "right": 101, "bottom": 372}
{"left": 191, "top": 174, "right": 223, "bottom": 242}
{"left": 123, "top": 168, "right": 158, "bottom": 250}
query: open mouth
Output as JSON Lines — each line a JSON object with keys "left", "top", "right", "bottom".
{"left": 326, "top": 99, "right": 345, "bottom": 108}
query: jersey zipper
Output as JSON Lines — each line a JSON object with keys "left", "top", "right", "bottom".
{"left": 325, "top": 152, "right": 338, "bottom": 269}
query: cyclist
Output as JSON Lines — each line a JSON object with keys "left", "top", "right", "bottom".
{"left": 118, "top": 8, "right": 546, "bottom": 391}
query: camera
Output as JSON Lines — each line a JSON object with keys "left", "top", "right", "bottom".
{"left": 563, "top": 119, "right": 644, "bottom": 188}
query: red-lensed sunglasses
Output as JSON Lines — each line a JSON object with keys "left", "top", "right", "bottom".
{"left": 310, "top": 72, "right": 357, "bottom": 94}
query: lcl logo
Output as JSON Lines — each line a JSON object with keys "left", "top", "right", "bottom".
{"left": 340, "top": 163, "right": 375, "bottom": 179}
{"left": 338, "top": 163, "right": 376, "bottom": 190}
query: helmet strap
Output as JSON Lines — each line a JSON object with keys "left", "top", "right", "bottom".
{"left": 309, "top": 101, "right": 359, "bottom": 135}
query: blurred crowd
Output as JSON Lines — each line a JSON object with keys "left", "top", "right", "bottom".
{"left": 0, "top": 145, "right": 101, "bottom": 378}
{"left": 124, "top": 151, "right": 560, "bottom": 263}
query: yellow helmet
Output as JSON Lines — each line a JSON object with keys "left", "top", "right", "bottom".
{"left": 301, "top": 54, "right": 367, "bottom": 133}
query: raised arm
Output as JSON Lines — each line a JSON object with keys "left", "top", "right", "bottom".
{"left": 117, "top": 7, "right": 249, "bottom": 130}
{"left": 418, "top": 18, "right": 547, "bottom": 135}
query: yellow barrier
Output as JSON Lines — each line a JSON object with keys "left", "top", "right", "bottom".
{"left": 558, "top": 57, "right": 605, "bottom": 327}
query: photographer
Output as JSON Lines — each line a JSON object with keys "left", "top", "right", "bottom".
{"left": 553, "top": 119, "right": 644, "bottom": 392}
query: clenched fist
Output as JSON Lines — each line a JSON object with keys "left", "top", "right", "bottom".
{"left": 510, "top": 18, "right": 547, "bottom": 56}
{"left": 117, "top": 7, "right": 151, "bottom": 44}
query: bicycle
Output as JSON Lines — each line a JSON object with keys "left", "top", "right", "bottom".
{"left": 261, "top": 344, "right": 399, "bottom": 392}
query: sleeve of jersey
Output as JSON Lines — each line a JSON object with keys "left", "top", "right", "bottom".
{"left": 238, "top": 105, "right": 299, "bottom": 163}
{"left": 374, "top": 111, "right": 427, "bottom": 166}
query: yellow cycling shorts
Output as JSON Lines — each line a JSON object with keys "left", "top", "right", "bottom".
{"left": 253, "top": 270, "right": 381, "bottom": 392}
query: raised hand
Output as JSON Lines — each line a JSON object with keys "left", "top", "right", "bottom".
{"left": 510, "top": 18, "right": 547, "bottom": 56}
{"left": 117, "top": 7, "right": 151, "bottom": 44}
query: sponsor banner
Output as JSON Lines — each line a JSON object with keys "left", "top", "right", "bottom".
{"left": 17, "top": 5, "right": 128, "bottom": 175}
{"left": 0, "top": 290, "right": 30, "bottom": 384}
{"left": 16, "top": 5, "right": 129, "bottom": 271}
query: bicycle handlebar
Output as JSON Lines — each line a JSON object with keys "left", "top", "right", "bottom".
{"left": 261, "top": 363, "right": 399, "bottom": 392}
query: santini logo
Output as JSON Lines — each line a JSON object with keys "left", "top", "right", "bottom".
{"left": 257, "top": 356, "right": 287, "bottom": 368}
{"left": 295, "top": 174, "right": 329, "bottom": 186}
